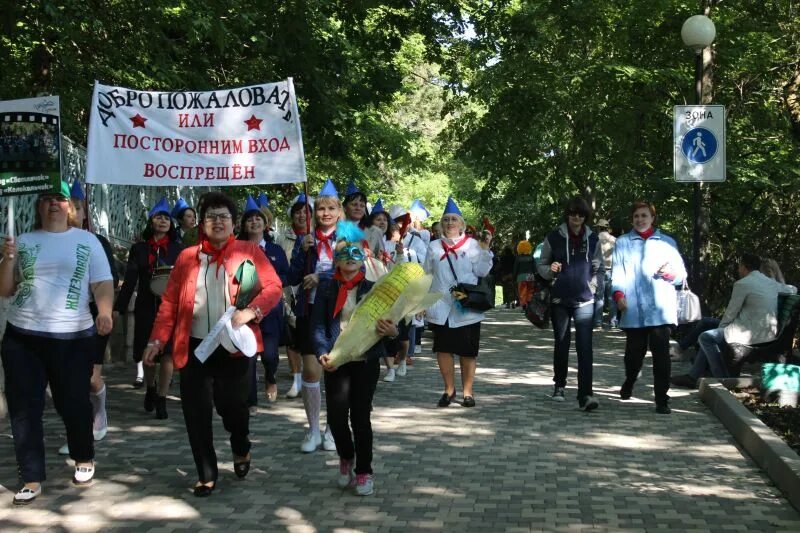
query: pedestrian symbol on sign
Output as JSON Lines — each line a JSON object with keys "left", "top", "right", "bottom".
{"left": 681, "top": 127, "right": 717, "bottom": 164}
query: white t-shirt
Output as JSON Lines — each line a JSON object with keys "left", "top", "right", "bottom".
{"left": 9, "top": 228, "right": 113, "bottom": 334}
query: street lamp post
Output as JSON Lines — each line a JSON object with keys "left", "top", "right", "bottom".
{"left": 681, "top": 14, "right": 716, "bottom": 299}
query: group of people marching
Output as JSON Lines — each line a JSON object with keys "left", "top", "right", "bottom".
{"left": 1, "top": 178, "right": 495, "bottom": 504}
{"left": 7, "top": 179, "right": 745, "bottom": 506}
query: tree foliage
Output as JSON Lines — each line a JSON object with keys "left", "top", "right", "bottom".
{"left": 444, "top": 0, "right": 800, "bottom": 309}
{"left": 0, "top": 0, "right": 466, "bottom": 207}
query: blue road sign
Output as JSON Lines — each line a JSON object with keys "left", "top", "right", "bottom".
{"left": 681, "top": 127, "right": 717, "bottom": 164}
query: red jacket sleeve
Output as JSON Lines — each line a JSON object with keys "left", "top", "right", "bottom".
{"left": 149, "top": 248, "right": 192, "bottom": 344}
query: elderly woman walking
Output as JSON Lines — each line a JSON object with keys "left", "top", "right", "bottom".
{"left": 424, "top": 197, "right": 493, "bottom": 407}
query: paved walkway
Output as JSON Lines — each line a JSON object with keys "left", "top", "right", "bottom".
{"left": 1, "top": 308, "right": 799, "bottom": 532}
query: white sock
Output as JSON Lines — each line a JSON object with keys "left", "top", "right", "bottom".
{"left": 293, "top": 373, "right": 302, "bottom": 389}
{"left": 91, "top": 385, "right": 107, "bottom": 432}
{"left": 136, "top": 361, "right": 144, "bottom": 379}
{"left": 301, "top": 381, "right": 321, "bottom": 435}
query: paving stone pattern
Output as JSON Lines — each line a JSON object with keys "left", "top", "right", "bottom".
{"left": 1, "top": 308, "right": 799, "bottom": 532}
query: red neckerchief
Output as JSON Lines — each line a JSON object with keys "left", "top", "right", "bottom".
{"left": 568, "top": 226, "right": 585, "bottom": 251}
{"left": 147, "top": 235, "right": 169, "bottom": 271}
{"left": 199, "top": 234, "right": 235, "bottom": 275}
{"left": 315, "top": 227, "right": 335, "bottom": 261}
{"left": 333, "top": 269, "right": 365, "bottom": 318}
{"left": 439, "top": 234, "right": 469, "bottom": 261}
{"left": 636, "top": 227, "right": 655, "bottom": 240}
{"left": 292, "top": 226, "right": 305, "bottom": 236}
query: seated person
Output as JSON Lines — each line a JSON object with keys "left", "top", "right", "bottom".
{"left": 670, "top": 255, "right": 790, "bottom": 361}
{"left": 671, "top": 253, "right": 796, "bottom": 388}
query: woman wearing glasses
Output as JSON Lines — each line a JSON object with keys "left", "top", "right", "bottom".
{"left": 424, "top": 197, "right": 493, "bottom": 408}
{"left": 115, "top": 197, "right": 182, "bottom": 419}
{"left": 0, "top": 182, "right": 114, "bottom": 504}
{"left": 142, "top": 192, "right": 282, "bottom": 496}
{"left": 536, "top": 196, "right": 602, "bottom": 411}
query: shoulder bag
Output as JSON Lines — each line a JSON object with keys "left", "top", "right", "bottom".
{"left": 444, "top": 253, "right": 493, "bottom": 312}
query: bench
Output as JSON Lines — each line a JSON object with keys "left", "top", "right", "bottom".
{"left": 724, "top": 293, "right": 800, "bottom": 377}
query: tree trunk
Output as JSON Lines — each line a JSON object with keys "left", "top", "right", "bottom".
{"left": 785, "top": 65, "right": 800, "bottom": 140}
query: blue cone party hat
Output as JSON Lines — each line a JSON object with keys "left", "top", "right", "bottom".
{"left": 371, "top": 198, "right": 385, "bottom": 215}
{"left": 442, "top": 196, "right": 462, "bottom": 217}
{"left": 345, "top": 180, "right": 360, "bottom": 197}
{"left": 70, "top": 180, "right": 85, "bottom": 200}
{"left": 171, "top": 197, "right": 190, "bottom": 218}
{"left": 257, "top": 192, "right": 270, "bottom": 208}
{"left": 319, "top": 178, "right": 339, "bottom": 198}
{"left": 149, "top": 197, "right": 171, "bottom": 218}
{"left": 410, "top": 199, "right": 430, "bottom": 221}
{"left": 288, "top": 191, "right": 313, "bottom": 217}
{"left": 244, "top": 194, "right": 261, "bottom": 214}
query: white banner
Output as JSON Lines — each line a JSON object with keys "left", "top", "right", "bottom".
{"left": 86, "top": 79, "right": 306, "bottom": 186}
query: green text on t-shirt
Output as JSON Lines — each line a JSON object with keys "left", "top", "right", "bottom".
{"left": 66, "top": 243, "right": 91, "bottom": 310}
{"left": 13, "top": 243, "right": 41, "bottom": 308}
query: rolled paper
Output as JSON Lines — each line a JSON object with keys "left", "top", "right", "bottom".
{"left": 327, "top": 262, "right": 443, "bottom": 367}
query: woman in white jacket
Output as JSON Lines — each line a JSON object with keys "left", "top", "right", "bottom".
{"left": 424, "top": 197, "right": 493, "bottom": 407}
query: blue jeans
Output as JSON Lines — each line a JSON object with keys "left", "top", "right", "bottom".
{"left": 593, "top": 272, "right": 605, "bottom": 327}
{"left": 551, "top": 303, "right": 594, "bottom": 399}
{"left": 679, "top": 317, "right": 721, "bottom": 351}
{"left": 690, "top": 328, "right": 730, "bottom": 379}
{"left": 407, "top": 324, "right": 416, "bottom": 355}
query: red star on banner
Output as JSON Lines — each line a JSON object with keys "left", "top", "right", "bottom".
{"left": 130, "top": 113, "right": 147, "bottom": 128}
{"left": 244, "top": 114, "right": 263, "bottom": 131}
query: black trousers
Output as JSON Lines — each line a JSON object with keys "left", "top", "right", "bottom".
{"left": 324, "top": 358, "right": 380, "bottom": 475}
{"left": 623, "top": 325, "right": 672, "bottom": 402}
{"left": 181, "top": 338, "right": 252, "bottom": 483}
{"left": 1, "top": 326, "right": 94, "bottom": 482}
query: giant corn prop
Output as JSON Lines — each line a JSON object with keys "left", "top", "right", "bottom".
{"left": 327, "top": 262, "right": 442, "bottom": 367}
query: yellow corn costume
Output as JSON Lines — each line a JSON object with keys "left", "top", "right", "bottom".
{"left": 327, "top": 262, "right": 443, "bottom": 367}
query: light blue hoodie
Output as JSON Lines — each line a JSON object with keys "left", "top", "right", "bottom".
{"left": 611, "top": 229, "right": 687, "bottom": 328}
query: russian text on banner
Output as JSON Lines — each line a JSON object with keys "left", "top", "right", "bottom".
{"left": 86, "top": 80, "right": 306, "bottom": 186}
{"left": 0, "top": 96, "right": 62, "bottom": 197}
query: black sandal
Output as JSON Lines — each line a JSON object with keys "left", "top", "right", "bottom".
{"left": 234, "top": 454, "right": 251, "bottom": 479}
{"left": 193, "top": 481, "right": 215, "bottom": 497}
{"left": 462, "top": 396, "right": 476, "bottom": 408}
{"left": 437, "top": 391, "right": 456, "bottom": 408}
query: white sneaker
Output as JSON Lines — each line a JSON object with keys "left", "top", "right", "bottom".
{"left": 13, "top": 484, "right": 42, "bottom": 506}
{"left": 414, "top": 344, "right": 422, "bottom": 354}
{"left": 337, "top": 459, "right": 355, "bottom": 488}
{"left": 383, "top": 368, "right": 396, "bottom": 382}
{"left": 58, "top": 443, "right": 70, "bottom": 455}
{"left": 355, "top": 473, "right": 374, "bottom": 496}
{"left": 396, "top": 361, "right": 407, "bottom": 377}
{"left": 285, "top": 382, "right": 300, "bottom": 399}
{"left": 72, "top": 462, "right": 95, "bottom": 485}
{"left": 322, "top": 427, "right": 337, "bottom": 451}
{"left": 549, "top": 386, "right": 565, "bottom": 402}
{"left": 669, "top": 340, "right": 683, "bottom": 358}
{"left": 582, "top": 395, "right": 599, "bottom": 412}
{"left": 300, "top": 430, "right": 321, "bottom": 453}
{"left": 93, "top": 428, "right": 108, "bottom": 442}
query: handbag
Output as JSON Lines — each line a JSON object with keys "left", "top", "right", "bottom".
{"left": 444, "top": 253, "right": 493, "bottom": 312}
{"left": 677, "top": 280, "right": 702, "bottom": 324}
{"left": 525, "top": 274, "right": 551, "bottom": 328}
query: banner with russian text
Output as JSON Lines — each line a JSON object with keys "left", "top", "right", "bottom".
{"left": 0, "top": 96, "right": 62, "bottom": 197}
{"left": 86, "top": 79, "right": 306, "bottom": 186}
